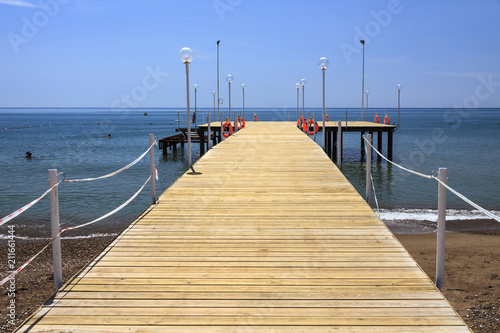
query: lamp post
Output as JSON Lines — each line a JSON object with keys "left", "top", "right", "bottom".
{"left": 179, "top": 47, "right": 194, "bottom": 171}
{"left": 241, "top": 83, "right": 246, "bottom": 121}
{"left": 360, "top": 39, "right": 365, "bottom": 121}
{"left": 295, "top": 83, "right": 300, "bottom": 125}
{"left": 193, "top": 84, "right": 198, "bottom": 127}
{"left": 319, "top": 57, "right": 329, "bottom": 151}
{"left": 212, "top": 91, "right": 216, "bottom": 121}
{"left": 365, "top": 90, "right": 369, "bottom": 121}
{"left": 227, "top": 74, "right": 233, "bottom": 132}
{"left": 397, "top": 84, "right": 401, "bottom": 128}
{"left": 300, "top": 78, "right": 306, "bottom": 127}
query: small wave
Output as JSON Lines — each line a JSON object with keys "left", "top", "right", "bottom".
{"left": 0, "top": 232, "right": 117, "bottom": 241}
{"left": 378, "top": 208, "right": 500, "bottom": 222}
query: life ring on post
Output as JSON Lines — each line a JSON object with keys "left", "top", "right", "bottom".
{"left": 308, "top": 119, "right": 319, "bottom": 135}
{"left": 374, "top": 114, "right": 380, "bottom": 123}
{"left": 242, "top": 119, "right": 246, "bottom": 128}
{"left": 384, "top": 114, "right": 390, "bottom": 125}
{"left": 325, "top": 114, "right": 329, "bottom": 122}
{"left": 223, "top": 120, "right": 233, "bottom": 138}
{"left": 303, "top": 120, "right": 308, "bottom": 133}
{"left": 237, "top": 116, "right": 242, "bottom": 130}
{"left": 254, "top": 113, "right": 257, "bottom": 122}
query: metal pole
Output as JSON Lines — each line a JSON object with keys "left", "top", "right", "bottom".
{"left": 366, "top": 92, "right": 369, "bottom": 121}
{"left": 365, "top": 134, "right": 372, "bottom": 203}
{"left": 313, "top": 112, "right": 317, "bottom": 142}
{"left": 213, "top": 92, "right": 216, "bottom": 121}
{"left": 337, "top": 120, "right": 342, "bottom": 169}
{"left": 194, "top": 88, "right": 197, "bottom": 127}
{"left": 435, "top": 168, "right": 447, "bottom": 290}
{"left": 296, "top": 87, "right": 299, "bottom": 126}
{"left": 242, "top": 86, "right": 245, "bottom": 120}
{"left": 217, "top": 40, "right": 220, "bottom": 123}
{"left": 361, "top": 41, "right": 365, "bottom": 121}
{"left": 398, "top": 86, "right": 401, "bottom": 128}
{"left": 149, "top": 134, "right": 156, "bottom": 203}
{"left": 48, "top": 169, "right": 62, "bottom": 290}
{"left": 207, "top": 114, "right": 211, "bottom": 150}
{"left": 185, "top": 62, "right": 192, "bottom": 170}
{"left": 322, "top": 68, "right": 326, "bottom": 151}
{"left": 302, "top": 85, "right": 305, "bottom": 128}
{"left": 220, "top": 111, "right": 223, "bottom": 141}
{"left": 228, "top": 81, "right": 232, "bottom": 133}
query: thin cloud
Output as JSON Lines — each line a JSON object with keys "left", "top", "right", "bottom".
{"left": 0, "top": 0, "right": 38, "bottom": 8}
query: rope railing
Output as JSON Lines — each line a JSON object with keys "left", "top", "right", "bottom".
{"left": 362, "top": 134, "right": 500, "bottom": 223}
{"left": 0, "top": 174, "right": 153, "bottom": 287}
{"left": 1, "top": 135, "right": 158, "bottom": 289}
{"left": 0, "top": 141, "right": 157, "bottom": 225}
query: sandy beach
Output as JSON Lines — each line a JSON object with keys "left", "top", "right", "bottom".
{"left": 1, "top": 230, "right": 498, "bottom": 333}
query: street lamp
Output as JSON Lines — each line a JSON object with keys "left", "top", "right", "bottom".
{"left": 300, "top": 78, "right": 306, "bottom": 127}
{"left": 397, "top": 84, "right": 401, "bottom": 128}
{"left": 319, "top": 57, "right": 329, "bottom": 151}
{"left": 365, "top": 90, "right": 369, "bottom": 121}
{"left": 295, "top": 83, "right": 300, "bottom": 125}
{"left": 360, "top": 39, "right": 365, "bottom": 121}
{"left": 241, "top": 83, "right": 246, "bottom": 121}
{"left": 193, "top": 84, "right": 198, "bottom": 127}
{"left": 212, "top": 91, "right": 216, "bottom": 121}
{"left": 227, "top": 74, "right": 233, "bottom": 132}
{"left": 179, "top": 47, "right": 194, "bottom": 171}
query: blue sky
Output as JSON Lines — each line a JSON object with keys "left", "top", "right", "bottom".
{"left": 1, "top": 0, "right": 499, "bottom": 109}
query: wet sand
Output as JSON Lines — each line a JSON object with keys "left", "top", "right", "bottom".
{"left": 0, "top": 231, "right": 498, "bottom": 332}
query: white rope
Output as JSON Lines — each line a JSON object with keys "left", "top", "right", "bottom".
{"left": 362, "top": 135, "right": 433, "bottom": 180}
{"left": 362, "top": 135, "right": 500, "bottom": 224}
{"left": 0, "top": 181, "right": 61, "bottom": 227}
{"left": 433, "top": 177, "right": 500, "bottom": 223}
{"left": 63, "top": 141, "right": 156, "bottom": 182}
{"left": 0, "top": 174, "right": 152, "bottom": 286}
{"left": 370, "top": 171, "right": 380, "bottom": 215}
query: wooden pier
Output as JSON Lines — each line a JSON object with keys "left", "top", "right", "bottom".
{"left": 18, "top": 122, "right": 469, "bottom": 332}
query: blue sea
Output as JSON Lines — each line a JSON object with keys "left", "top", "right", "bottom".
{"left": 1, "top": 107, "right": 499, "bottom": 238}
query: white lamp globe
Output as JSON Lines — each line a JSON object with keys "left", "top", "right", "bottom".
{"left": 397, "top": 84, "right": 401, "bottom": 90}
{"left": 241, "top": 83, "right": 246, "bottom": 90}
{"left": 318, "top": 57, "right": 329, "bottom": 70}
{"left": 300, "top": 78, "right": 306, "bottom": 87}
{"left": 193, "top": 84, "right": 198, "bottom": 91}
{"left": 295, "top": 83, "right": 300, "bottom": 89}
{"left": 179, "top": 47, "right": 193, "bottom": 64}
{"left": 226, "top": 74, "right": 233, "bottom": 83}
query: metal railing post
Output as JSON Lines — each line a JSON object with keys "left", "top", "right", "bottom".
{"left": 207, "top": 114, "right": 211, "bottom": 150}
{"left": 435, "top": 168, "right": 447, "bottom": 290}
{"left": 48, "top": 169, "right": 63, "bottom": 290}
{"left": 337, "top": 120, "right": 342, "bottom": 169}
{"left": 365, "top": 134, "right": 372, "bottom": 203}
{"left": 149, "top": 134, "right": 156, "bottom": 204}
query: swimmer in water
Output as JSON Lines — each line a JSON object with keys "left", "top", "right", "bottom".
{"left": 25, "top": 151, "right": 32, "bottom": 159}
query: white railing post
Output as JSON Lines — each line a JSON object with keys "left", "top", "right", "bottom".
{"left": 337, "top": 120, "right": 342, "bottom": 169}
{"left": 149, "top": 134, "right": 156, "bottom": 204}
{"left": 435, "top": 167, "right": 447, "bottom": 290}
{"left": 207, "top": 113, "right": 211, "bottom": 150}
{"left": 48, "top": 169, "right": 63, "bottom": 290}
{"left": 365, "top": 134, "right": 372, "bottom": 203}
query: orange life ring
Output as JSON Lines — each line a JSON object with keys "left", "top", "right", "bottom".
{"left": 308, "top": 120, "right": 319, "bottom": 135}
{"left": 325, "top": 114, "right": 329, "bottom": 122}
{"left": 223, "top": 121, "right": 233, "bottom": 138}
{"left": 242, "top": 119, "right": 246, "bottom": 128}
{"left": 384, "top": 115, "right": 390, "bottom": 125}
{"left": 297, "top": 119, "right": 300, "bottom": 127}
{"left": 374, "top": 115, "right": 380, "bottom": 123}
{"left": 303, "top": 120, "right": 308, "bottom": 133}
{"left": 254, "top": 114, "right": 257, "bottom": 122}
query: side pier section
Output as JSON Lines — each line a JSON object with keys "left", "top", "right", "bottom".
{"left": 19, "top": 122, "right": 469, "bottom": 332}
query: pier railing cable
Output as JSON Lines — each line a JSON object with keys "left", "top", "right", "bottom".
{"left": 362, "top": 135, "right": 500, "bottom": 223}
{"left": 1, "top": 136, "right": 158, "bottom": 287}
{"left": 0, "top": 140, "right": 156, "bottom": 225}
{"left": 0, "top": 174, "right": 153, "bottom": 287}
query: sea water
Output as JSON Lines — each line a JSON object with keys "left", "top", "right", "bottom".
{"left": 1, "top": 107, "right": 499, "bottom": 238}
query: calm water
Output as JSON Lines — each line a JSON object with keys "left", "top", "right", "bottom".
{"left": 1, "top": 107, "right": 499, "bottom": 238}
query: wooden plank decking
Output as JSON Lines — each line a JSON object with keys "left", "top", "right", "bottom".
{"left": 18, "top": 122, "right": 470, "bottom": 332}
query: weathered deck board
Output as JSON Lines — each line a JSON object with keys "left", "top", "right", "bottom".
{"left": 17, "top": 122, "right": 469, "bottom": 332}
